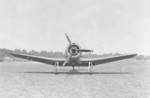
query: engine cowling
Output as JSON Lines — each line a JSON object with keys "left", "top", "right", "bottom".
{"left": 65, "top": 43, "right": 81, "bottom": 57}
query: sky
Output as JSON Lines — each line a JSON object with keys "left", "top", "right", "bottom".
{"left": 0, "top": 0, "right": 150, "bottom": 55}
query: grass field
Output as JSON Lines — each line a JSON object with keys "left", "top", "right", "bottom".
{"left": 0, "top": 60, "right": 150, "bottom": 98}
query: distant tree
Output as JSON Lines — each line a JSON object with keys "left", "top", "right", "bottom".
{"left": 40, "top": 51, "right": 50, "bottom": 57}
{"left": 146, "top": 56, "right": 150, "bottom": 60}
{"left": 114, "top": 53, "right": 121, "bottom": 56}
{"left": 21, "top": 49, "right": 28, "bottom": 54}
{"left": 134, "top": 55, "right": 146, "bottom": 60}
{"left": 14, "top": 49, "right": 22, "bottom": 53}
{"left": 29, "top": 50, "right": 39, "bottom": 56}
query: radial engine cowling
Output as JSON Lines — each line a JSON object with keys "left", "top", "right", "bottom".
{"left": 65, "top": 43, "right": 81, "bottom": 57}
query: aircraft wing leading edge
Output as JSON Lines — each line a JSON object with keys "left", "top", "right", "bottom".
{"left": 81, "top": 54, "right": 137, "bottom": 66}
{"left": 11, "top": 53, "right": 137, "bottom": 66}
{"left": 11, "top": 53, "right": 65, "bottom": 65}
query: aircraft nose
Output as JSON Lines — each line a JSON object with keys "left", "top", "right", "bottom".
{"left": 72, "top": 49, "right": 76, "bottom": 53}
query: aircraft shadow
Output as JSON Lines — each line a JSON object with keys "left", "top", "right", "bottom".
{"left": 18, "top": 70, "right": 132, "bottom": 75}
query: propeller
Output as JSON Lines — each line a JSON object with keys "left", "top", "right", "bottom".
{"left": 65, "top": 33, "right": 71, "bottom": 44}
{"left": 78, "top": 49, "right": 93, "bottom": 52}
{"left": 63, "top": 53, "right": 71, "bottom": 66}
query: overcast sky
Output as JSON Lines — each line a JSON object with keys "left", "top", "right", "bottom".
{"left": 0, "top": 0, "right": 150, "bottom": 55}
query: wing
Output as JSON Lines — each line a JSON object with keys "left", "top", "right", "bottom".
{"left": 80, "top": 54, "right": 137, "bottom": 66}
{"left": 11, "top": 53, "right": 65, "bottom": 66}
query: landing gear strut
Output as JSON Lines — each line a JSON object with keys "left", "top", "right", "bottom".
{"left": 72, "top": 65, "right": 75, "bottom": 70}
{"left": 88, "top": 62, "right": 93, "bottom": 75}
{"left": 54, "top": 62, "right": 59, "bottom": 74}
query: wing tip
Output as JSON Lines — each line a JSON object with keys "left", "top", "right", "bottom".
{"left": 131, "top": 54, "right": 138, "bottom": 57}
{"left": 127, "top": 54, "right": 137, "bottom": 58}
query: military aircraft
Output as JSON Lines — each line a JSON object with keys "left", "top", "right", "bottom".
{"left": 11, "top": 33, "right": 137, "bottom": 74}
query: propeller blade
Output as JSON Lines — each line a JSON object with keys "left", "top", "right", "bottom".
{"left": 65, "top": 33, "right": 71, "bottom": 44}
{"left": 78, "top": 49, "right": 93, "bottom": 52}
{"left": 63, "top": 55, "right": 71, "bottom": 66}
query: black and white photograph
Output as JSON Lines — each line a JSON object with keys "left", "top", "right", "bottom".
{"left": 0, "top": 0, "right": 150, "bottom": 98}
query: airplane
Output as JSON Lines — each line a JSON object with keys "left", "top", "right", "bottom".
{"left": 11, "top": 33, "right": 137, "bottom": 74}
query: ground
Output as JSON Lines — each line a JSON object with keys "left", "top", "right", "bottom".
{"left": 0, "top": 60, "right": 150, "bottom": 98}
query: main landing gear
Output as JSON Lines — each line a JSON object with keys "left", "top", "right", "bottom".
{"left": 54, "top": 62, "right": 59, "bottom": 74}
{"left": 88, "top": 62, "right": 93, "bottom": 75}
{"left": 54, "top": 62, "right": 93, "bottom": 75}
{"left": 72, "top": 65, "right": 75, "bottom": 70}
